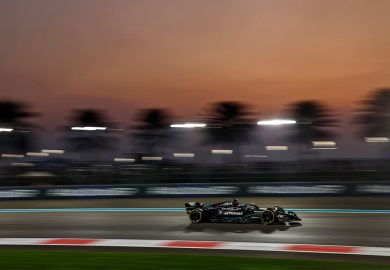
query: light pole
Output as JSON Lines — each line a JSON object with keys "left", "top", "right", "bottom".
{"left": 170, "top": 123, "right": 207, "bottom": 128}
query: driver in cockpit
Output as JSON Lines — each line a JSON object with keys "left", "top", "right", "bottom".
{"left": 232, "top": 198, "right": 240, "bottom": 207}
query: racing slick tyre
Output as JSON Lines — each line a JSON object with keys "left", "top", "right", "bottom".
{"left": 189, "top": 209, "right": 203, "bottom": 223}
{"left": 261, "top": 210, "right": 275, "bottom": 225}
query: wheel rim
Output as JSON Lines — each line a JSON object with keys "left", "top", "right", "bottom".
{"left": 189, "top": 210, "right": 202, "bottom": 223}
{"left": 261, "top": 210, "right": 275, "bottom": 225}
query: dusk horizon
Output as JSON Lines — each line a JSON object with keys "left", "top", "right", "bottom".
{"left": 1, "top": 0, "right": 390, "bottom": 129}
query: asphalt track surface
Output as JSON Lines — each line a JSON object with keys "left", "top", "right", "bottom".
{"left": 0, "top": 197, "right": 389, "bottom": 262}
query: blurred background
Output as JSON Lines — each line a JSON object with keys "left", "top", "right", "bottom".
{"left": 1, "top": 93, "right": 390, "bottom": 186}
{"left": 0, "top": 1, "right": 389, "bottom": 188}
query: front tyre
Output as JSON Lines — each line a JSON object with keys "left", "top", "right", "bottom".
{"left": 261, "top": 210, "right": 275, "bottom": 225}
{"left": 189, "top": 209, "right": 202, "bottom": 223}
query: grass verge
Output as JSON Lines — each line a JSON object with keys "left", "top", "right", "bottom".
{"left": 0, "top": 250, "right": 388, "bottom": 270}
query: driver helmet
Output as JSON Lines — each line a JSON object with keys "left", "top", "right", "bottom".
{"left": 233, "top": 198, "right": 239, "bottom": 207}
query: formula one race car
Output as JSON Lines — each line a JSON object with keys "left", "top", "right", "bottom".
{"left": 185, "top": 199, "right": 301, "bottom": 225}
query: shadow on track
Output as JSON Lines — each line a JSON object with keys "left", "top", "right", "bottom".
{"left": 183, "top": 222, "right": 302, "bottom": 234}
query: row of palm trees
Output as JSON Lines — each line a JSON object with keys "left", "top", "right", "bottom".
{"left": 0, "top": 88, "right": 389, "bottom": 159}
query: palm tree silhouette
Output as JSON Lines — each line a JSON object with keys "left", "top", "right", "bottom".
{"left": 132, "top": 108, "right": 172, "bottom": 155}
{"left": 287, "top": 100, "right": 337, "bottom": 156}
{"left": 356, "top": 88, "right": 390, "bottom": 157}
{"left": 203, "top": 101, "right": 255, "bottom": 159}
{"left": 357, "top": 88, "right": 390, "bottom": 137}
{"left": 0, "top": 100, "right": 39, "bottom": 154}
{"left": 66, "top": 109, "right": 115, "bottom": 160}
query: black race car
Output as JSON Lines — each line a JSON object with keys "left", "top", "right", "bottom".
{"left": 185, "top": 200, "right": 301, "bottom": 225}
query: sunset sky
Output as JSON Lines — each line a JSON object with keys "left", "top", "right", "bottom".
{"left": 1, "top": 0, "right": 390, "bottom": 128}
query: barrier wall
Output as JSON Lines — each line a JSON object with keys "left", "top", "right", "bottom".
{"left": 0, "top": 182, "right": 389, "bottom": 200}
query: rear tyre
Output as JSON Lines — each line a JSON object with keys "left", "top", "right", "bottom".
{"left": 189, "top": 209, "right": 202, "bottom": 223}
{"left": 261, "top": 210, "right": 275, "bottom": 225}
